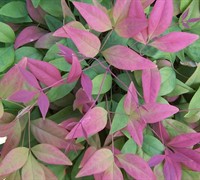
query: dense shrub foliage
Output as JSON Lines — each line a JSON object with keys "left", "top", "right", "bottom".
{"left": 0, "top": 0, "right": 200, "bottom": 179}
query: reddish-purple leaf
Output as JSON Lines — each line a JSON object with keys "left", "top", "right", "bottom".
{"left": 148, "top": 0, "right": 173, "bottom": 39}
{"left": 35, "top": 33, "right": 61, "bottom": 49}
{"left": 187, "top": 17, "right": 200, "bottom": 23}
{"left": 150, "top": 32, "right": 199, "bottom": 52}
{"left": 63, "top": 26, "right": 101, "bottom": 58}
{"left": 67, "top": 55, "right": 82, "bottom": 83}
{"left": 92, "top": 0, "right": 108, "bottom": 14}
{"left": 26, "top": 0, "right": 46, "bottom": 24}
{"left": 102, "top": 163, "right": 123, "bottom": 180}
{"left": 21, "top": 153, "right": 45, "bottom": 180}
{"left": 141, "top": 0, "right": 155, "bottom": 8}
{"left": 18, "top": 66, "right": 41, "bottom": 89}
{"left": 66, "top": 107, "right": 107, "bottom": 139}
{"left": 76, "top": 148, "right": 114, "bottom": 177}
{"left": 31, "top": 144, "right": 72, "bottom": 165}
{"left": 81, "top": 73, "right": 93, "bottom": 98}
{"left": 9, "top": 90, "right": 36, "bottom": 103}
{"left": 58, "top": 44, "right": 74, "bottom": 64}
{"left": 148, "top": 155, "right": 165, "bottom": 167}
{"left": 174, "top": 148, "right": 200, "bottom": 171}
{"left": 59, "top": 118, "right": 78, "bottom": 131}
{"left": 79, "top": 146, "right": 97, "bottom": 168}
{"left": 124, "top": 82, "right": 138, "bottom": 115}
{"left": 102, "top": 45, "right": 156, "bottom": 71}
{"left": 126, "top": 119, "right": 146, "bottom": 147}
{"left": 31, "top": 118, "right": 69, "bottom": 149}
{"left": 27, "top": 58, "right": 63, "bottom": 87}
{"left": 73, "top": 2, "right": 112, "bottom": 32}
{"left": 182, "top": 9, "right": 190, "bottom": 20}
{"left": 117, "top": 154, "right": 156, "bottom": 180}
{"left": 142, "top": 68, "right": 161, "bottom": 103}
{"left": 14, "top": 26, "right": 47, "bottom": 49}
{"left": 168, "top": 133, "right": 200, "bottom": 148}
{"left": 141, "top": 103, "right": 179, "bottom": 123}
{"left": 163, "top": 157, "right": 182, "bottom": 180}
{"left": 37, "top": 92, "right": 50, "bottom": 120}
{"left": 182, "top": 22, "right": 190, "bottom": 29}
{"left": 0, "top": 147, "right": 29, "bottom": 176}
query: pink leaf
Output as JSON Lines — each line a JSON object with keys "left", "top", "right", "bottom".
{"left": 182, "top": 9, "right": 190, "bottom": 20}
{"left": 117, "top": 154, "right": 156, "bottom": 180}
{"left": 37, "top": 92, "right": 50, "bottom": 119}
{"left": 81, "top": 73, "right": 93, "bottom": 98}
{"left": 14, "top": 26, "right": 47, "bottom": 49}
{"left": 66, "top": 107, "right": 107, "bottom": 139}
{"left": 18, "top": 66, "right": 41, "bottom": 89}
{"left": 148, "top": 0, "right": 173, "bottom": 39}
{"left": 148, "top": 155, "right": 165, "bottom": 167}
{"left": 126, "top": 119, "right": 146, "bottom": 147}
{"left": 150, "top": 32, "right": 199, "bottom": 52}
{"left": 67, "top": 55, "right": 82, "bottom": 83}
{"left": 168, "top": 133, "right": 200, "bottom": 148}
{"left": 141, "top": 0, "right": 155, "bottom": 9}
{"left": 31, "top": 144, "right": 72, "bottom": 165}
{"left": 142, "top": 68, "right": 161, "bottom": 103}
{"left": 141, "top": 103, "right": 179, "bottom": 123}
{"left": 59, "top": 118, "right": 78, "bottom": 131}
{"left": 26, "top": 0, "right": 46, "bottom": 24}
{"left": 102, "top": 163, "right": 123, "bottom": 180}
{"left": 57, "top": 44, "right": 74, "bottom": 64}
{"left": 73, "top": 2, "right": 112, "bottom": 32}
{"left": 63, "top": 26, "right": 101, "bottom": 58}
{"left": 9, "top": 90, "right": 36, "bottom": 103}
{"left": 124, "top": 82, "right": 138, "bottom": 115}
{"left": 76, "top": 148, "right": 114, "bottom": 177}
{"left": 79, "top": 146, "right": 97, "bottom": 168}
{"left": 0, "top": 147, "right": 29, "bottom": 176}
{"left": 27, "top": 58, "right": 63, "bottom": 87}
{"left": 31, "top": 118, "right": 69, "bottom": 149}
{"left": 40, "top": 164, "right": 57, "bottom": 180}
{"left": 102, "top": 45, "right": 156, "bottom": 71}
{"left": 163, "top": 157, "right": 182, "bottom": 180}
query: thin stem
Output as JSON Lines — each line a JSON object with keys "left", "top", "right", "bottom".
{"left": 28, "top": 111, "right": 31, "bottom": 150}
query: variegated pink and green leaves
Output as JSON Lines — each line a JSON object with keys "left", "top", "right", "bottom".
{"left": 0, "top": 0, "right": 200, "bottom": 179}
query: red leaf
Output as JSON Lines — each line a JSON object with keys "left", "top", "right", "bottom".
{"left": 31, "top": 144, "right": 72, "bottom": 165}
{"left": 26, "top": 0, "right": 46, "bottom": 24}
{"left": 168, "top": 133, "right": 200, "bottom": 148}
{"left": 124, "top": 82, "right": 138, "bottom": 115}
{"left": 148, "top": 155, "right": 165, "bottom": 167}
{"left": 27, "top": 58, "right": 63, "bottom": 87}
{"left": 18, "top": 66, "right": 41, "bottom": 89}
{"left": 67, "top": 55, "right": 82, "bottom": 83}
{"left": 142, "top": 68, "right": 161, "bottom": 103}
{"left": 14, "top": 26, "right": 47, "bottom": 49}
{"left": 117, "top": 154, "right": 156, "bottom": 180}
{"left": 150, "top": 32, "right": 199, "bottom": 52}
{"left": 31, "top": 118, "right": 69, "bottom": 149}
{"left": 66, "top": 107, "right": 107, "bottom": 139}
{"left": 0, "top": 147, "right": 29, "bottom": 176}
{"left": 81, "top": 73, "right": 93, "bottom": 98}
{"left": 9, "top": 90, "right": 36, "bottom": 103}
{"left": 76, "top": 148, "right": 114, "bottom": 177}
{"left": 148, "top": 0, "right": 173, "bottom": 39}
{"left": 73, "top": 2, "right": 112, "bottom": 32}
{"left": 37, "top": 92, "right": 50, "bottom": 120}
{"left": 63, "top": 26, "right": 101, "bottom": 58}
{"left": 102, "top": 45, "right": 156, "bottom": 71}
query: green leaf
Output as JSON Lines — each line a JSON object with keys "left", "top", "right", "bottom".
{"left": 0, "top": 22, "right": 15, "bottom": 43}
{"left": 15, "top": 46, "right": 43, "bottom": 63}
{"left": 32, "top": 0, "right": 41, "bottom": 8}
{"left": 21, "top": 153, "right": 45, "bottom": 180}
{"left": 142, "top": 135, "right": 164, "bottom": 157}
{"left": 39, "top": 0, "right": 63, "bottom": 17}
{"left": 45, "top": 14, "right": 63, "bottom": 32}
{"left": 0, "top": 46, "right": 15, "bottom": 73}
{"left": 0, "top": 100, "right": 3, "bottom": 118}
{"left": 115, "top": 73, "right": 133, "bottom": 91}
{"left": 47, "top": 165, "right": 66, "bottom": 180}
{"left": 0, "top": 1, "right": 28, "bottom": 18}
{"left": 186, "top": 64, "right": 200, "bottom": 88}
{"left": 110, "top": 97, "right": 129, "bottom": 134}
{"left": 182, "top": 168, "right": 200, "bottom": 180}
{"left": 92, "top": 74, "right": 112, "bottom": 95}
{"left": 49, "top": 58, "right": 71, "bottom": 72}
{"left": 121, "top": 138, "right": 137, "bottom": 154}
{"left": 159, "top": 67, "right": 176, "bottom": 96}
{"left": 185, "top": 39, "right": 200, "bottom": 62}
{"left": 184, "top": 86, "right": 200, "bottom": 121}
{"left": 180, "top": 0, "right": 192, "bottom": 12}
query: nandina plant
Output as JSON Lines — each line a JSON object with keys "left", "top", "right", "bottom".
{"left": 0, "top": 0, "right": 200, "bottom": 179}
